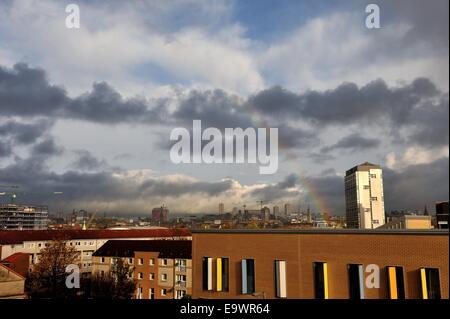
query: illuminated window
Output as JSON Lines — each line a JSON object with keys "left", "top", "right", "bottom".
{"left": 420, "top": 268, "right": 441, "bottom": 299}
{"left": 313, "top": 262, "right": 329, "bottom": 299}
{"left": 202, "top": 257, "right": 213, "bottom": 291}
{"left": 216, "top": 257, "right": 229, "bottom": 292}
{"left": 275, "top": 260, "right": 287, "bottom": 298}
{"left": 348, "top": 264, "right": 364, "bottom": 299}
{"left": 387, "top": 266, "right": 405, "bottom": 299}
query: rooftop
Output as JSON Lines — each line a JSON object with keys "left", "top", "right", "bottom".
{"left": 191, "top": 229, "right": 448, "bottom": 235}
{"left": 0, "top": 228, "right": 191, "bottom": 245}
{"left": 346, "top": 161, "right": 381, "bottom": 176}
{"left": 92, "top": 240, "right": 192, "bottom": 259}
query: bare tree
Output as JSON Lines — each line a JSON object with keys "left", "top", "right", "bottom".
{"left": 90, "top": 258, "right": 136, "bottom": 299}
{"left": 26, "top": 238, "right": 80, "bottom": 298}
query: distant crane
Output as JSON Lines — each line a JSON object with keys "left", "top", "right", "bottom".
{"left": 82, "top": 209, "right": 99, "bottom": 230}
{"left": 0, "top": 185, "right": 63, "bottom": 204}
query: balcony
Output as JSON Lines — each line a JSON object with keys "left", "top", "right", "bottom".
{"left": 176, "top": 281, "right": 187, "bottom": 288}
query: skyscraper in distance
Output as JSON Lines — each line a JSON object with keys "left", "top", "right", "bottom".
{"left": 345, "top": 162, "right": 385, "bottom": 229}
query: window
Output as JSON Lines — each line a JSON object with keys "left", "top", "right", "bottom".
{"left": 179, "top": 259, "right": 187, "bottom": 267}
{"left": 370, "top": 174, "right": 376, "bottom": 178}
{"left": 387, "top": 266, "right": 405, "bottom": 299}
{"left": 149, "top": 273, "right": 155, "bottom": 280}
{"left": 216, "top": 258, "right": 229, "bottom": 292}
{"left": 420, "top": 268, "right": 441, "bottom": 299}
{"left": 176, "top": 290, "right": 186, "bottom": 299}
{"left": 275, "top": 260, "right": 287, "bottom": 298}
{"left": 363, "top": 185, "right": 370, "bottom": 190}
{"left": 138, "top": 258, "right": 143, "bottom": 265}
{"left": 149, "top": 258, "right": 155, "bottom": 266}
{"left": 241, "top": 259, "right": 255, "bottom": 294}
{"left": 138, "top": 272, "right": 143, "bottom": 280}
{"left": 149, "top": 288, "right": 154, "bottom": 300}
{"left": 313, "top": 262, "right": 329, "bottom": 299}
{"left": 348, "top": 264, "right": 364, "bottom": 299}
{"left": 128, "top": 258, "right": 133, "bottom": 264}
{"left": 100, "top": 257, "right": 105, "bottom": 263}
{"left": 202, "top": 257, "right": 213, "bottom": 291}
{"left": 162, "top": 259, "right": 168, "bottom": 266}
{"left": 161, "top": 288, "right": 167, "bottom": 296}
{"left": 161, "top": 273, "right": 168, "bottom": 281}
{"left": 371, "top": 197, "right": 378, "bottom": 201}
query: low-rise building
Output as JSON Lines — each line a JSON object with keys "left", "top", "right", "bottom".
{"left": 0, "top": 229, "right": 191, "bottom": 274}
{"left": 92, "top": 240, "right": 192, "bottom": 299}
{"left": 192, "top": 229, "right": 448, "bottom": 299}
{"left": 0, "top": 263, "right": 25, "bottom": 299}
{"left": 379, "top": 215, "right": 433, "bottom": 230}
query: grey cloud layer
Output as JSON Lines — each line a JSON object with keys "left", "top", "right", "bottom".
{"left": 2, "top": 64, "right": 447, "bottom": 151}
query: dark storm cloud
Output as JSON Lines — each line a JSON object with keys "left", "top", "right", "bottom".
{"left": 70, "top": 150, "right": 107, "bottom": 171}
{"left": 31, "top": 138, "right": 64, "bottom": 157}
{"left": 0, "top": 64, "right": 167, "bottom": 124}
{"left": 0, "top": 155, "right": 234, "bottom": 211}
{"left": 2, "top": 63, "right": 447, "bottom": 150}
{"left": 0, "top": 141, "right": 11, "bottom": 157}
{"left": 377, "top": 0, "right": 449, "bottom": 52}
{"left": 249, "top": 174, "right": 301, "bottom": 202}
{"left": 67, "top": 82, "right": 166, "bottom": 124}
{"left": 248, "top": 78, "right": 440, "bottom": 126}
{"left": 0, "top": 119, "right": 53, "bottom": 144}
{"left": 172, "top": 89, "right": 251, "bottom": 129}
{"left": 321, "top": 134, "right": 381, "bottom": 153}
{"left": 139, "top": 178, "right": 233, "bottom": 197}
{"left": 384, "top": 158, "right": 449, "bottom": 212}
{"left": 0, "top": 63, "right": 67, "bottom": 117}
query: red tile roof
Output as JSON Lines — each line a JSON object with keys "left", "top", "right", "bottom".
{"left": 1, "top": 252, "right": 30, "bottom": 263}
{"left": 0, "top": 228, "right": 191, "bottom": 245}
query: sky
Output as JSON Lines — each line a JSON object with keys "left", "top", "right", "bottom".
{"left": 0, "top": 0, "right": 448, "bottom": 216}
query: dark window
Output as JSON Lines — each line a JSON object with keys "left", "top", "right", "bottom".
{"left": 222, "top": 258, "right": 229, "bottom": 292}
{"left": 421, "top": 268, "right": 441, "bottom": 299}
{"left": 348, "top": 264, "right": 364, "bottom": 299}
{"left": 313, "top": 262, "right": 328, "bottom": 299}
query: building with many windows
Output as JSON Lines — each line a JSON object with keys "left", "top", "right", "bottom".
{"left": 92, "top": 240, "right": 192, "bottom": 299}
{"left": 0, "top": 204, "right": 48, "bottom": 230}
{"left": 345, "top": 162, "right": 386, "bottom": 229}
{"left": 0, "top": 229, "right": 191, "bottom": 274}
{"left": 192, "top": 229, "right": 448, "bottom": 299}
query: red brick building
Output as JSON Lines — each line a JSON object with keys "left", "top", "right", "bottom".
{"left": 192, "top": 229, "right": 448, "bottom": 299}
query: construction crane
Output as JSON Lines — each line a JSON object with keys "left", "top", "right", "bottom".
{"left": 82, "top": 209, "right": 99, "bottom": 230}
{"left": 0, "top": 186, "right": 63, "bottom": 204}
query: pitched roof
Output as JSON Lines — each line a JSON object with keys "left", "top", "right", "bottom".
{"left": 0, "top": 262, "right": 25, "bottom": 280}
{"left": 1, "top": 252, "right": 30, "bottom": 263}
{"left": 92, "top": 240, "right": 192, "bottom": 259}
{"left": 0, "top": 228, "right": 191, "bottom": 245}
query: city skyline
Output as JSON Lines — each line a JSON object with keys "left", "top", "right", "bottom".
{"left": 0, "top": 0, "right": 449, "bottom": 215}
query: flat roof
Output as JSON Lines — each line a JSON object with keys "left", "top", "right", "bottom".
{"left": 0, "top": 228, "right": 191, "bottom": 245}
{"left": 191, "top": 229, "right": 449, "bottom": 236}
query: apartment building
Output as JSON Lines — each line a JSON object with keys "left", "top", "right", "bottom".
{"left": 345, "top": 162, "right": 385, "bottom": 229}
{"left": 92, "top": 240, "right": 192, "bottom": 299}
{"left": 192, "top": 229, "right": 448, "bottom": 299}
{"left": 0, "top": 229, "right": 191, "bottom": 274}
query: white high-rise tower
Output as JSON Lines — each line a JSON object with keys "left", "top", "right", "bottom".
{"left": 345, "top": 162, "right": 385, "bottom": 229}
